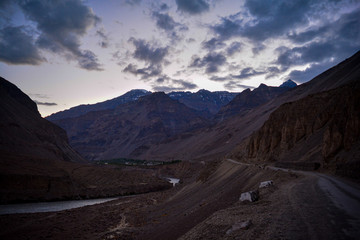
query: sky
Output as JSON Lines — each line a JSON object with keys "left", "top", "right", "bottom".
{"left": 0, "top": 0, "right": 359, "bottom": 117}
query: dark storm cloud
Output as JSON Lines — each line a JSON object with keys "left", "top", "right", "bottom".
{"left": 34, "top": 100, "right": 57, "bottom": 106}
{"left": 151, "top": 11, "right": 188, "bottom": 41}
{"left": 96, "top": 28, "right": 109, "bottom": 48}
{"left": 208, "top": 0, "right": 360, "bottom": 79}
{"left": 123, "top": 64, "right": 162, "bottom": 79}
{"left": 159, "top": 3, "right": 169, "bottom": 11}
{"left": 15, "top": 0, "right": 102, "bottom": 71}
{"left": 210, "top": 17, "right": 241, "bottom": 40}
{"left": 202, "top": 38, "right": 226, "bottom": 51}
{"left": 240, "top": 0, "right": 313, "bottom": 41}
{"left": 175, "top": 0, "right": 210, "bottom": 15}
{"left": 152, "top": 12, "right": 177, "bottom": 31}
{"left": 152, "top": 77, "right": 198, "bottom": 92}
{"left": 0, "top": 0, "right": 12, "bottom": 9}
{"left": 0, "top": 26, "right": 44, "bottom": 65}
{"left": 226, "top": 41, "right": 242, "bottom": 56}
{"left": 190, "top": 52, "right": 227, "bottom": 74}
{"left": 129, "top": 38, "right": 169, "bottom": 65}
{"left": 275, "top": 41, "right": 336, "bottom": 70}
{"left": 231, "top": 67, "right": 265, "bottom": 79}
{"left": 265, "top": 66, "right": 281, "bottom": 79}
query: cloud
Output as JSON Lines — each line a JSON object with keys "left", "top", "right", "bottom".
{"left": 189, "top": 52, "right": 227, "bottom": 74}
{"left": 226, "top": 41, "right": 242, "bottom": 56}
{"left": 122, "top": 0, "right": 142, "bottom": 6}
{"left": 202, "top": 38, "right": 226, "bottom": 51}
{"left": 96, "top": 28, "right": 109, "bottom": 48}
{"left": 231, "top": 67, "right": 265, "bottom": 79}
{"left": 151, "top": 11, "right": 188, "bottom": 41}
{"left": 240, "top": 0, "right": 313, "bottom": 41}
{"left": 78, "top": 50, "right": 102, "bottom": 71}
{"left": 176, "top": 0, "right": 210, "bottom": 15}
{"left": 123, "top": 64, "right": 162, "bottom": 79}
{"left": 34, "top": 100, "right": 57, "bottom": 106}
{"left": 288, "top": 61, "right": 336, "bottom": 83}
{"left": 210, "top": 17, "right": 241, "bottom": 40}
{"left": 16, "top": 0, "right": 102, "bottom": 71}
{"left": 209, "top": 76, "right": 229, "bottom": 82}
{"left": 275, "top": 41, "right": 336, "bottom": 70}
{"left": 129, "top": 38, "right": 169, "bottom": 65}
{"left": 265, "top": 66, "right": 281, "bottom": 79}
{"left": 224, "top": 81, "right": 254, "bottom": 91}
{"left": 152, "top": 77, "right": 197, "bottom": 92}
{"left": 159, "top": 3, "right": 169, "bottom": 11}
{"left": 0, "top": 26, "right": 44, "bottom": 65}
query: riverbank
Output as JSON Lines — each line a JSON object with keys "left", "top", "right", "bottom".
{"left": 1, "top": 160, "right": 359, "bottom": 239}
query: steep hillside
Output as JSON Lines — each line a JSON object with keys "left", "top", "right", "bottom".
{"left": 0, "top": 77, "right": 84, "bottom": 163}
{"left": 137, "top": 51, "right": 360, "bottom": 161}
{"left": 215, "top": 82, "right": 295, "bottom": 121}
{"left": 53, "top": 92, "right": 209, "bottom": 160}
{"left": 231, "top": 81, "right": 360, "bottom": 177}
{"left": 46, "top": 89, "right": 151, "bottom": 120}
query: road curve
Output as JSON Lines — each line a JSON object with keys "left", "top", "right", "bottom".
{"left": 227, "top": 159, "right": 360, "bottom": 239}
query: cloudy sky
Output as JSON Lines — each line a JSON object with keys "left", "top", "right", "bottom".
{"left": 0, "top": 0, "right": 359, "bottom": 116}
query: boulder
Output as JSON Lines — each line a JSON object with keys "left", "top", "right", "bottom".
{"left": 239, "top": 190, "right": 259, "bottom": 202}
{"left": 259, "top": 180, "right": 273, "bottom": 188}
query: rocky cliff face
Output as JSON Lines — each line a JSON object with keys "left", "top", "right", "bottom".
{"left": 53, "top": 92, "right": 210, "bottom": 160}
{"left": 215, "top": 83, "right": 294, "bottom": 121}
{"left": 233, "top": 81, "right": 360, "bottom": 176}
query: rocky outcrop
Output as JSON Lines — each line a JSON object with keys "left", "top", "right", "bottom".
{"left": 239, "top": 190, "right": 259, "bottom": 202}
{"left": 234, "top": 81, "right": 360, "bottom": 174}
{"left": 259, "top": 180, "right": 273, "bottom": 188}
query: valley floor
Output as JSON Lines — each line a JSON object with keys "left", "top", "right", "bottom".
{"left": 0, "top": 160, "right": 359, "bottom": 240}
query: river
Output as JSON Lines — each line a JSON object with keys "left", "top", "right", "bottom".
{"left": 0, "top": 197, "right": 118, "bottom": 215}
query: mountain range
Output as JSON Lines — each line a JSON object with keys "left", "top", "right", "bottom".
{"left": 47, "top": 81, "right": 297, "bottom": 160}
{"left": 1, "top": 50, "right": 359, "bottom": 204}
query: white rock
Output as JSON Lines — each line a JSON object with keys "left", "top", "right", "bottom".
{"left": 259, "top": 180, "right": 273, "bottom": 188}
{"left": 239, "top": 190, "right": 259, "bottom": 202}
{"left": 226, "top": 220, "right": 252, "bottom": 234}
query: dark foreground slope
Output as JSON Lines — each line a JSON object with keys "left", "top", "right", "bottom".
{"left": 0, "top": 77, "right": 84, "bottom": 163}
{"left": 2, "top": 160, "right": 359, "bottom": 240}
{"left": 0, "top": 78, "right": 170, "bottom": 203}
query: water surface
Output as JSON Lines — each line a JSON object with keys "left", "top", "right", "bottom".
{"left": 0, "top": 197, "right": 118, "bottom": 215}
